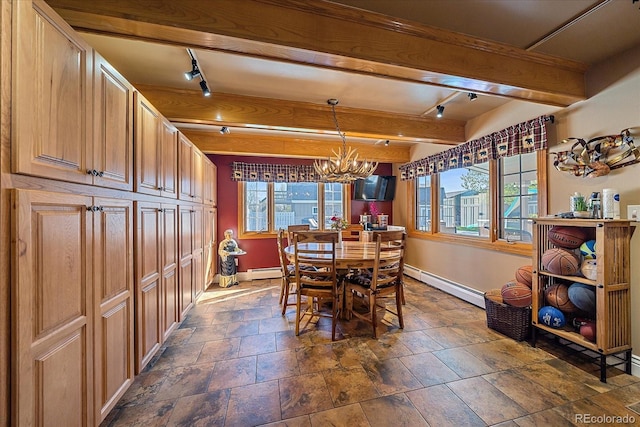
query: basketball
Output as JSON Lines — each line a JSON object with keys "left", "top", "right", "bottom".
{"left": 547, "top": 226, "right": 588, "bottom": 249}
{"left": 579, "top": 321, "right": 596, "bottom": 342}
{"left": 515, "top": 265, "right": 533, "bottom": 288}
{"left": 580, "top": 259, "right": 597, "bottom": 280}
{"left": 485, "top": 288, "right": 503, "bottom": 304}
{"left": 538, "top": 306, "right": 566, "bottom": 328}
{"left": 501, "top": 281, "right": 532, "bottom": 307}
{"left": 541, "top": 247, "right": 580, "bottom": 276}
{"left": 579, "top": 240, "right": 596, "bottom": 259}
{"left": 545, "top": 283, "right": 578, "bottom": 313}
{"left": 568, "top": 283, "right": 596, "bottom": 316}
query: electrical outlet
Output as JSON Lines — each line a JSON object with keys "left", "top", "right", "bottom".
{"left": 628, "top": 205, "right": 640, "bottom": 222}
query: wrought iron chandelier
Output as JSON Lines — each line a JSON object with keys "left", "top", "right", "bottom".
{"left": 313, "top": 99, "right": 378, "bottom": 183}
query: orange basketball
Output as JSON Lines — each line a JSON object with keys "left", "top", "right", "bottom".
{"left": 541, "top": 248, "right": 580, "bottom": 276}
{"left": 515, "top": 265, "right": 533, "bottom": 288}
{"left": 545, "top": 283, "right": 578, "bottom": 313}
{"left": 501, "top": 281, "right": 532, "bottom": 307}
{"left": 485, "top": 288, "right": 503, "bottom": 304}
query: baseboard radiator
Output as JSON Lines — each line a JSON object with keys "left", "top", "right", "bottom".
{"left": 405, "top": 263, "right": 485, "bottom": 308}
{"left": 213, "top": 267, "right": 281, "bottom": 284}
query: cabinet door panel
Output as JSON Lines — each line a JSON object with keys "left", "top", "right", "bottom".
{"left": 12, "top": 189, "right": 93, "bottom": 427}
{"left": 93, "top": 198, "right": 134, "bottom": 422}
{"left": 178, "top": 134, "right": 193, "bottom": 201}
{"left": 135, "top": 94, "right": 161, "bottom": 196}
{"left": 94, "top": 53, "right": 134, "bottom": 191}
{"left": 135, "top": 202, "right": 162, "bottom": 372}
{"left": 13, "top": 1, "right": 92, "bottom": 184}
{"left": 160, "top": 120, "right": 178, "bottom": 199}
{"left": 161, "top": 204, "right": 179, "bottom": 339}
{"left": 192, "top": 149, "right": 204, "bottom": 204}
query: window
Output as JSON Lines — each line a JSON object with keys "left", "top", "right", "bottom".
{"left": 241, "top": 181, "right": 347, "bottom": 235}
{"left": 499, "top": 152, "right": 537, "bottom": 242}
{"left": 438, "top": 164, "right": 489, "bottom": 236}
{"left": 411, "top": 151, "right": 546, "bottom": 251}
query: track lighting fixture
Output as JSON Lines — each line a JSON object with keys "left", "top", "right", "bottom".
{"left": 220, "top": 126, "right": 230, "bottom": 134}
{"left": 468, "top": 92, "right": 478, "bottom": 101}
{"left": 436, "top": 105, "right": 444, "bottom": 118}
{"left": 184, "top": 59, "right": 200, "bottom": 81}
{"left": 199, "top": 79, "right": 211, "bottom": 97}
{"left": 384, "top": 140, "right": 390, "bottom": 147}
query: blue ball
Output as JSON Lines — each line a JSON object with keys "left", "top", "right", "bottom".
{"left": 568, "top": 283, "right": 596, "bottom": 316}
{"left": 579, "top": 240, "right": 596, "bottom": 259}
{"left": 538, "top": 306, "right": 566, "bottom": 328}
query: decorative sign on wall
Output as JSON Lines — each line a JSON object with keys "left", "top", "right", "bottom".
{"left": 553, "top": 127, "right": 639, "bottom": 177}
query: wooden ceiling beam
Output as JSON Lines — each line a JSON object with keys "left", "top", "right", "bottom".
{"left": 47, "top": 0, "right": 586, "bottom": 107}
{"left": 137, "top": 85, "right": 466, "bottom": 144}
{"left": 182, "top": 129, "right": 412, "bottom": 163}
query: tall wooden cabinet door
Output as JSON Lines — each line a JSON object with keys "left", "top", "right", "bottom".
{"left": 93, "top": 198, "right": 134, "bottom": 423}
{"left": 192, "top": 205, "right": 205, "bottom": 297}
{"left": 12, "top": 189, "right": 93, "bottom": 427}
{"left": 192, "top": 149, "right": 204, "bottom": 204}
{"left": 160, "top": 203, "right": 179, "bottom": 341}
{"left": 179, "top": 206, "right": 194, "bottom": 318}
{"left": 93, "top": 52, "right": 134, "bottom": 191}
{"left": 160, "top": 120, "right": 178, "bottom": 199}
{"left": 203, "top": 206, "right": 217, "bottom": 287}
{"left": 203, "top": 159, "right": 217, "bottom": 206}
{"left": 12, "top": 0, "right": 92, "bottom": 184}
{"left": 178, "top": 133, "right": 193, "bottom": 201}
{"left": 134, "top": 202, "right": 162, "bottom": 373}
{"left": 135, "top": 93, "right": 162, "bottom": 197}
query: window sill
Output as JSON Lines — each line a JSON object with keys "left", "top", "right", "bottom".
{"left": 407, "top": 230, "right": 532, "bottom": 257}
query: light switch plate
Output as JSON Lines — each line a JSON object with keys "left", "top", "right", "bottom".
{"left": 627, "top": 205, "right": 640, "bottom": 222}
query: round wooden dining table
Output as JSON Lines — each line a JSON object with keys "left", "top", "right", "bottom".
{"left": 284, "top": 240, "right": 399, "bottom": 269}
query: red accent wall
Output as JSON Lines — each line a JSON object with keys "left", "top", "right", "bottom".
{"left": 208, "top": 154, "right": 393, "bottom": 271}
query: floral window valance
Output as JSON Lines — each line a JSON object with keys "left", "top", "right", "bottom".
{"left": 399, "top": 115, "right": 552, "bottom": 180}
{"left": 232, "top": 162, "right": 321, "bottom": 182}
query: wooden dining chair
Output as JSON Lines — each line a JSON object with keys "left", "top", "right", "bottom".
{"left": 287, "top": 224, "right": 310, "bottom": 244}
{"left": 345, "top": 230, "right": 406, "bottom": 338}
{"left": 341, "top": 223, "right": 364, "bottom": 241}
{"left": 276, "top": 228, "right": 296, "bottom": 315}
{"left": 293, "top": 231, "right": 342, "bottom": 341}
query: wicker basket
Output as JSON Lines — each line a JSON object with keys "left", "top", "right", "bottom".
{"left": 484, "top": 294, "right": 531, "bottom": 341}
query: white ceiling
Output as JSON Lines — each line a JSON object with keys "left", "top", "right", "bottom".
{"left": 70, "top": 0, "right": 640, "bottom": 146}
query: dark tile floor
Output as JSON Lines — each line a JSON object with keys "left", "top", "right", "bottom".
{"left": 102, "top": 277, "right": 640, "bottom": 426}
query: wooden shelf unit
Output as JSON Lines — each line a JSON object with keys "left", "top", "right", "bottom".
{"left": 531, "top": 218, "right": 634, "bottom": 382}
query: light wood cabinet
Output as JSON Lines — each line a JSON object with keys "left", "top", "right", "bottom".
{"left": 12, "top": 0, "right": 93, "bottom": 184}
{"left": 531, "top": 218, "right": 633, "bottom": 382}
{"left": 12, "top": 189, "right": 94, "bottom": 427}
{"left": 203, "top": 159, "right": 217, "bottom": 206}
{"left": 179, "top": 133, "right": 204, "bottom": 203}
{"left": 93, "top": 52, "right": 134, "bottom": 191}
{"left": 204, "top": 206, "right": 218, "bottom": 287}
{"left": 160, "top": 203, "right": 180, "bottom": 341}
{"left": 134, "top": 202, "right": 163, "bottom": 372}
{"left": 135, "top": 93, "right": 178, "bottom": 198}
{"left": 92, "top": 198, "right": 134, "bottom": 423}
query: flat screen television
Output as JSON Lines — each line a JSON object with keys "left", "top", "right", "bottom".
{"left": 353, "top": 175, "right": 396, "bottom": 201}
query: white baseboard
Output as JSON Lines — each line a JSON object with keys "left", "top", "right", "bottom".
{"left": 213, "top": 267, "right": 281, "bottom": 284}
{"left": 632, "top": 354, "right": 640, "bottom": 378}
{"left": 404, "top": 263, "right": 485, "bottom": 308}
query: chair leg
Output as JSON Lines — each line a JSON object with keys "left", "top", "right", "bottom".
{"left": 295, "top": 289, "right": 301, "bottom": 336}
{"left": 279, "top": 276, "right": 285, "bottom": 305}
{"left": 400, "top": 281, "right": 406, "bottom": 305}
{"left": 396, "top": 287, "right": 404, "bottom": 329}
{"left": 281, "top": 279, "right": 290, "bottom": 316}
{"left": 370, "top": 293, "right": 377, "bottom": 339}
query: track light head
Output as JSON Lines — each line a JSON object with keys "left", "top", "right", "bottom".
{"left": 468, "top": 92, "right": 478, "bottom": 101}
{"left": 384, "top": 140, "right": 389, "bottom": 147}
{"left": 199, "top": 79, "right": 211, "bottom": 97}
{"left": 436, "top": 105, "right": 444, "bottom": 118}
{"left": 219, "top": 126, "right": 230, "bottom": 134}
{"left": 184, "top": 60, "right": 200, "bottom": 81}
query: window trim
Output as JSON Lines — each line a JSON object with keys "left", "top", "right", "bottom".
{"left": 237, "top": 181, "right": 351, "bottom": 239}
{"left": 407, "top": 150, "right": 547, "bottom": 256}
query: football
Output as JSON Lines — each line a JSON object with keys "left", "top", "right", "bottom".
{"left": 485, "top": 288, "right": 503, "bottom": 304}
{"left": 501, "top": 281, "right": 532, "bottom": 307}
{"left": 580, "top": 321, "right": 596, "bottom": 342}
{"left": 547, "top": 226, "right": 588, "bottom": 249}
{"left": 541, "top": 247, "right": 580, "bottom": 276}
{"left": 538, "top": 306, "right": 566, "bottom": 328}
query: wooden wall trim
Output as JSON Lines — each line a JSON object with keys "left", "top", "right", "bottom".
{"left": 47, "top": 0, "right": 586, "bottom": 106}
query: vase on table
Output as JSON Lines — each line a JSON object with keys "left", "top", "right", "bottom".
{"left": 337, "top": 231, "right": 343, "bottom": 248}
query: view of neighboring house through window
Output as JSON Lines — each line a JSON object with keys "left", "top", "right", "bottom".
{"left": 439, "top": 163, "right": 490, "bottom": 236}
{"left": 242, "top": 181, "right": 346, "bottom": 234}
{"left": 415, "top": 175, "right": 431, "bottom": 232}
{"left": 499, "top": 152, "right": 537, "bottom": 242}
